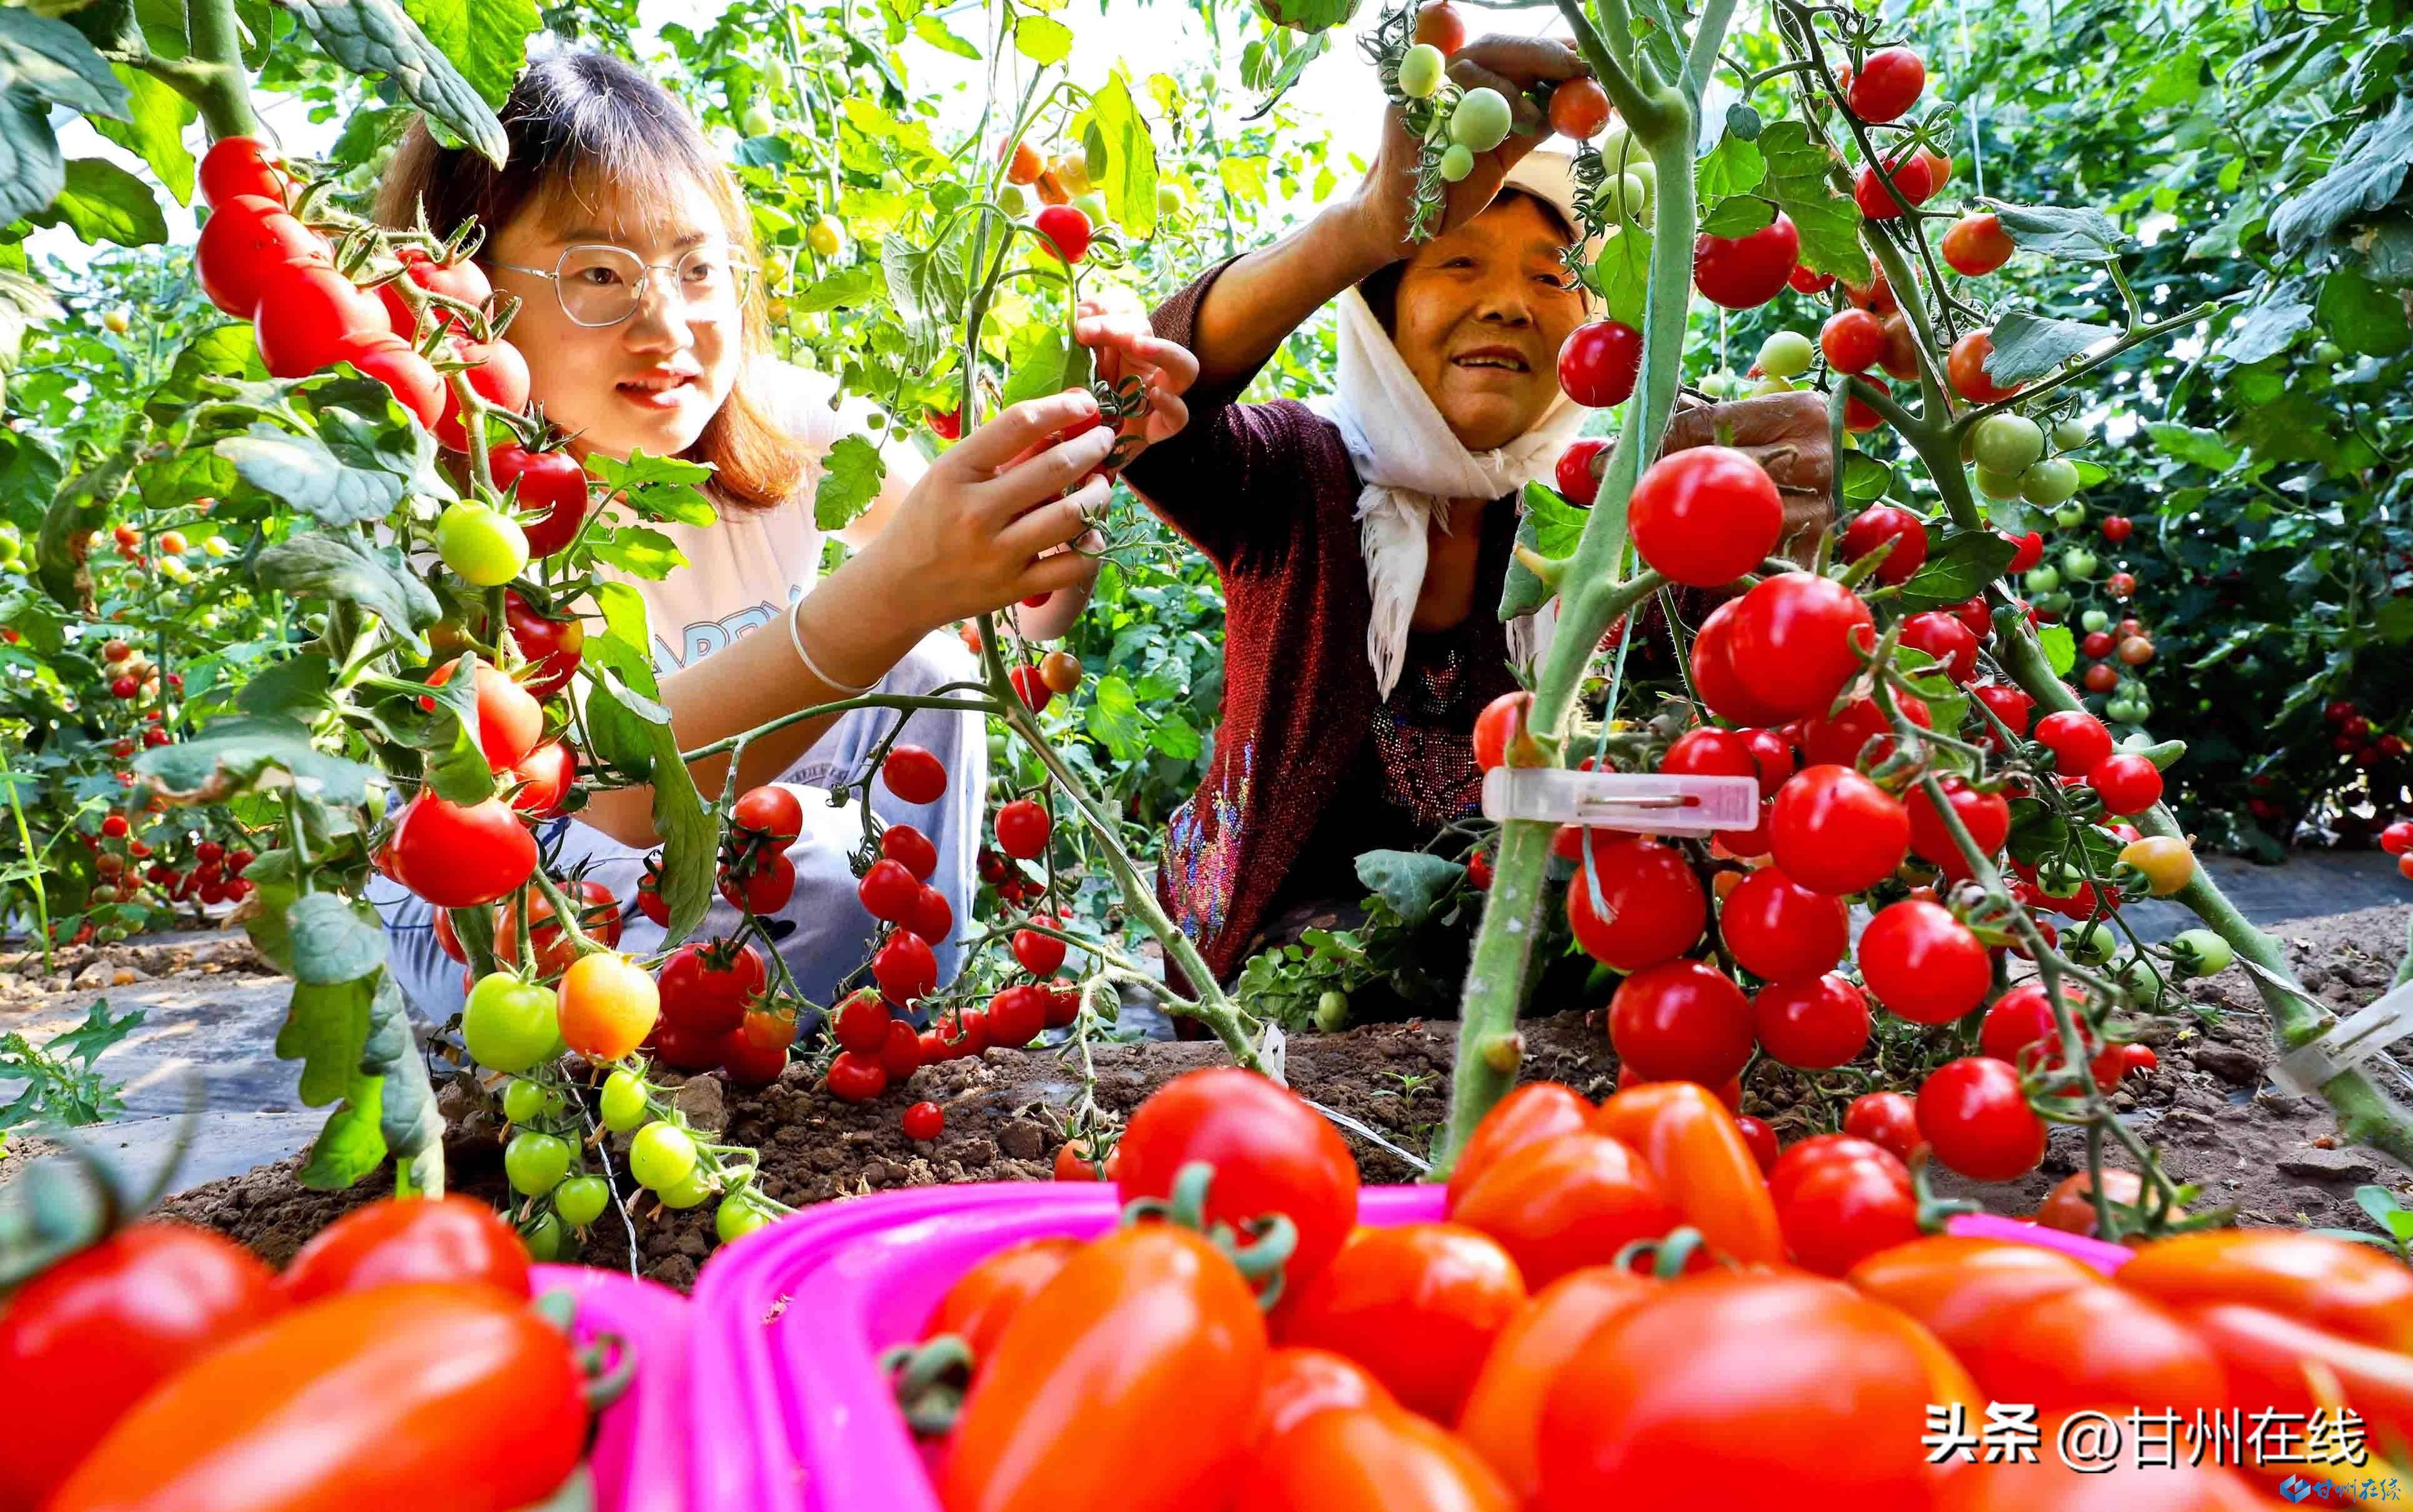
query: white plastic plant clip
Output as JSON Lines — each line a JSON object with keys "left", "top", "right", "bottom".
{"left": 1481, "top": 768, "right": 1761, "bottom": 838}
{"left": 2270, "top": 977, "right": 2413, "bottom": 1099}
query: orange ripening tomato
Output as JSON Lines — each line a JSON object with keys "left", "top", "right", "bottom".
{"left": 1280, "top": 1223, "right": 1525, "bottom": 1424}
{"left": 44, "top": 1283, "right": 586, "bottom": 1512}
{"left": 1450, "top": 1131, "right": 1682, "bottom": 1289}
{"left": 1250, "top": 1347, "right": 1397, "bottom": 1451}
{"left": 1535, "top": 1271, "right": 1980, "bottom": 1512}
{"left": 1847, "top": 1236, "right": 2100, "bottom": 1349}
{"left": 1240, "top": 1406, "right": 1517, "bottom": 1511}
{"left": 1443, "top": 1081, "right": 1592, "bottom": 1214}
{"left": 1944, "top": 1279, "right": 2228, "bottom": 1421}
{"left": 277, "top": 1195, "right": 530, "bottom": 1304}
{"left": 557, "top": 951, "right": 659, "bottom": 1061}
{"left": 2115, "top": 1229, "right": 2413, "bottom": 1352}
{"left": 1934, "top": 1455, "right": 2282, "bottom": 1512}
{"left": 921, "top": 1235, "right": 1081, "bottom": 1364}
{"left": 1588, "top": 1081, "right": 1783, "bottom": 1265}
{"left": 1456, "top": 1267, "right": 1658, "bottom": 1502}
{"left": 942, "top": 1225, "right": 1268, "bottom": 1512}
{"left": 2183, "top": 1303, "right": 2413, "bottom": 1462}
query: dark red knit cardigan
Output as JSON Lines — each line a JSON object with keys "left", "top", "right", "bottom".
{"left": 1123, "top": 264, "right": 1522, "bottom": 992}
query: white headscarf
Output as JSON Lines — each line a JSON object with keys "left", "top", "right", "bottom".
{"left": 1309, "top": 151, "right": 1596, "bottom": 700}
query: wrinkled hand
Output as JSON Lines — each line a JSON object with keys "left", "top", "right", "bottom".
{"left": 1592, "top": 391, "right": 1838, "bottom": 557}
{"left": 1075, "top": 298, "right": 1198, "bottom": 464}
{"left": 1355, "top": 36, "right": 1593, "bottom": 258}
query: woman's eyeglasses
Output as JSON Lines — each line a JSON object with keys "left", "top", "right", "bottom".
{"left": 489, "top": 243, "right": 754, "bottom": 329}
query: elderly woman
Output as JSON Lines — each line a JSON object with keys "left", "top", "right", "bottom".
{"left": 1095, "top": 38, "right": 1830, "bottom": 1008}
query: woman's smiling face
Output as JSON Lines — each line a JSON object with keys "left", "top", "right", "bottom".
{"left": 1390, "top": 193, "right": 1588, "bottom": 453}
{"left": 484, "top": 173, "right": 743, "bottom": 462}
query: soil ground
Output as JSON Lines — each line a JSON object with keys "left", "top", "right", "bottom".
{"left": 93, "top": 899, "right": 2410, "bottom": 1293}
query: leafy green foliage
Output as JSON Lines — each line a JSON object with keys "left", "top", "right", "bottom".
{"left": 0, "top": 998, "right": 145, "bottom": 1132}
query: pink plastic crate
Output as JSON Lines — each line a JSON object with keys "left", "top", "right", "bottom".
{"left": 673, "top": 1183, "right": 2132, "bottom": 1512}
{"left": 531, "top": 1263, "right": 693, "bottom": 1512}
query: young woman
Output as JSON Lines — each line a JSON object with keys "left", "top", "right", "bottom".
{"left": 368, "top": 51, "right": 1193, "bottom": 1019}
{"left": 1096, "top": 37, "right": 1830, "bottom": 1005}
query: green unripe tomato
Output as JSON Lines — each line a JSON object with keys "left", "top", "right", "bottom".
{"left": 521, "top": 1211, "right": 574, "bottom": 1263}
{"left": 740, "top": 102, "right": 776, "bottom": 136}
{"left": 1073, "top": 191, "right": 1109, "bottom": 225}
{"left": 500, "top": 1077, "right": 548, "bottom": 1125}
{"left": 2024, "top": 565, "right": 2062, "bottom": 595}
{"left": 2310, "top": 340, "right": 2344, "bottom": 365}
{"left": 1156, "top": 180, "right": 1188, "bottom": 214}
{"left": 600, "top": 1069, "right": 651, "bottom": 1132}
{"left": 1750, "top": 374, "right": 1795, "bottom": 396}
{"left": 716, "top": 1196, "right": 774, "bottom": 1243}
{"left": 1449, "top": 87, "right": 1513, "bottom": 153}
{"left": 1974, "top": 466, "right": 2026, "bottom": 501}
{"left": 2081, "top": 609, "right": 2112, "bottom": 633}
{"left": 2054, "top": 503, "right": 2086, "bottom": 529}
{"left": 1973, "top": 414, "right": 2045, "bottom": 476}
{"left": 2105, "top": 696, "right": 2139, "bottom": 724}
{"left": 504, "top": 1131, "right": 572, "bottom": 1197}
{"left": 2065, "top": 919, "right": 2119, "bottom": 966}
{"left": 1315, "top": 989, "right": 1350, "bottom": 1033}
{"left": 463, "top": 973, "right": 560, "bottom": 1075}
{"left": 2039, "top": 589, "right": 2074, "bottom": 615}
{"left": 1437, "top": 143, "right": 1476, "bottom": 183}
{"left": 2052, "top": 416, "right": 2090, "bottom": 450}
{"left": 2020, "top": 456, "right": 2081, "bottom": 506}
{"left": 1608, "top": 171, "right": 1651, "bottom": 219}
{"left": 2120, "top": 954, "right": 2166, "bottom": 1006}
{"left": 1756, "top": 331, "right": 1815, "bottom": 379}
{"left": 2062, "top": 548, "right": 2099, "bottom": 581}
{"left": 658, "top": 1167, "right": 714, "bottom": 1209}
{"left": 2168, "top": 928, "right": 2235, "bottom": 978}
{"left": 1397, "top": 43, "right": 1445, "bottom": 99}
{"left": 436, "top": 501, "right": 529, "bottom": 588}
{"left": 554, "top": 1173, "right": 611, "bottom": 1229}
{"left": 628, "top": 1119, "right": 698, "bottom": 1191}
{"left": 998, "top": 183, "right": 1032, "bottom": 217}
{"left": 1597, "top": 119, "right": 1632, "bottom": 166}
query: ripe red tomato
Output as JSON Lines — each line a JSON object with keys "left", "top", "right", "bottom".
{"left": 1900, "top": 609, "right": 1979, "bottom": 681}
{"left": 1842, "top": 1090, "right": 1927, "bottom": 1166}
{"left": 1725, "top": 571, "right": 1877, "bottom": 719}
{"left": 254, "top": 263, "right": 392, "bottom": 379}
{"left": 199, "top": 136, "right": 286, "bottom": 208}
{"left": 881, "top": 822, "right": 938, "bottom": 880}
{"left": 2002, "top": 530, "right": 2045, "bottom": 573}
{"left": 1720, "top": 866, "right": 1848, "bottom": 982}
{"left": 905, "top": 883, "right": 952, "bottom": 943}
{"left": 857, "top": 856, "right": 920, "bottom": 922}
{"left": 1444, "top": 1081, "right": 1593, "bottom": 1213}
{"left": 1768, "top": 765, "right": 1909, "bottom": 894}
{"left": 924, "top": 1235, "right": 1081, "bottom": 1364}
{"left": 1589, "top": 1079, "right": 1783, "bottom": 1266}
{"left": 833, "top": 989, "right": 892, "bottom": 1054}
{"left": 491, "top": 446, "right": 588, "bottom": 559}
{"left": 657, "top": 939, "right": 766, "bottom": 1038}
{"left": 1535, "top": 1270, "right": 1974, "bottom": 1511}
{"left": 1608, "top": 959, "right": 1754, "bottom": 1086}
{"left": 1412, "top": 0, "right": 1466, "bottom": 53}
{"left": 1629, "top": 446, "right": 1785, "bottom": 588}
{"left": 720, "top": 1008, "right": 793, "bottom": 1088}
{"left": 1847, "top": 46, "right": 1925, "bottom": 121}
{"left": 1842, "top": 273, "right": 1899, "bottom": 315}
{"left": 1860, "top": 898, "right": 1991, "bottom": 1024}
{"left": 1282, "top": 1223, "right": 1525, "bottom": 1423}
{"left": 1971, "top": 681, "right": 2034, "bottom": 741}
{"left": 1840, "top": 503, "right": 1928, "bottom": 583}
{"left": 1662, "top": 726, "right": 1755, "bottom": 782}
{"left": 1800, "top": 691, "right": 1930, "bottom": 769}
{"left": 1940, "top": 213, "right": 2015, "bottom": 277}
{"left": 1547, "top": 75, "right": 1612, "bottom": 141}
{"left": 2033, "top": 709, "right": 2113, "bottom": 774}
{"left": 1688, "top": 596, "right": 1793, "bottom": 726}
{"left": 1854, "top": 153, "right": 1937, "bottom": 219}
{"left": 389, "top": 793, "right": 536, "bottom": 908}
{"left": 726, "top": 784, "right": 803, "bottom": 846}
{"left": 1452, "top": 1130, "right": 1680, "bottom": 1289}
{"left": 1692, "top": 213, "right": 1800, "bottom": 310}
{"left": 1052, "top": 1135, "right": 1118, "bottom": 1180}
{"left": 2087, "top": 753, "right": 2164, "bottom": 816}
{"left": 2099, "top": 513, "right": 2133, "bottom": 544}
{"left": 1904, "top": 775, "right": 2011, "bottom": 878}
{"left": 1011, "top": 924, "right": 1066, "bottom": 975}
{"left": 1556, "top": 319, "right": 1643, "bottom": 408}
{"left": 423, "top": 656, "right": 543, "bottom": 771}
{"left": 433, "top": 338, "right": 533, "bottom": 451}
{"left": 901, "top": 1099, "right": 945, "bottom": 1140}
{"left": 1567, "top": 833, "right": 1706, "bottom": 972}
{"left": 826, "top": 1049, "right": 888, "bottom": 1101}
{"left": 1553, "top": 437, "right": 1608, "bottom": 504}
{"left": 197, "top": 195, "right": 328, "bottom": 316}
{"left": 494, "top": 876, "right": 619, "bottom": 978}
{"left": 1751, "top": 973, "right": 1870, "bottom": 1068}
{"left": 2117, "top": 1229, "right": 2413, "bottom": 1351}
{"left": 0, "top": 1224, "right": 286, "bottom": 1510}
{"left": 1787, "top": 264, "right": 1835, "bottom": 294}
{"left": 995, "top": 797, "right": 1051, "bottom": 859}
{"left": 1470, "top": 689, "right": 1532, "bottom": 771}
{"left": 1117, "top": 1066, "right": 1359, "bottom": 1290}
{"left": 1458, "top": 1269, "right": 1655, "bottom": 1501}
{"left": 503, "top": 593, "right": 584, "bottom": 699}
{"left": 374, "top": 246, "right": 492, "bottom": 339}
{"left": 1819, "top": 308, "right": 1887, "bottom": 375}
{"left": 872, "top": 929, "right": 938, "bottom": 1004}
{"left": 986, "top": 983, "right": 1048, "bottom": 1047}
{"left": 279, "top": 1196, "right": 529, "bottom": 1305}
{"left": 1034, "top": 204, "right": 1093, "bottom": 263}
{"left": 1733, "top": 1114, "right": 1779, "bottom": 1174}
{"left": 1947, "top": 330, "right": 2022, "bottom": 404}
{"left": 1250, "top": 1346, "right": 1398, "bottom": 1455}
{"left": 351, "top": 338, "right": 446, "bottom": 430}
{"left": 1245, "top": 1404, "right": 1517, "bottom": 1509}
{"left": 1917, "top": 1056, "right": 2047, "bottom": 1180}
{"left": 943, "top": 1226, "right": 1266, "bottom": 1512}
{"left": 1008, "top": 662, "right": 1051, "bottom": 711}
{"left": 1766, "top": 1134, "right": 1922, "bottom": 1276}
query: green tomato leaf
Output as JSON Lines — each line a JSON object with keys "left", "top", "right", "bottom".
{"left": 27, "top": 156, "right": 166, "bottom": 246}
{"left": 2215, "top": 281, "right": 2317, "bottom": 365}
{"left": 93, "top": 66, "right": 195, "bottom": 206}
{"left": 1013, "top": 14, "right": 1072, "bottom": 64}
{"left": 134, "top": 714, "right": 383, "bottom": 808}
{"left": 910, "top": 11, "right": 980, "bottom": 58}
{"left": 254, "top": 531, "right": 441, "bottom": 631}
{"left": 1696, "top": 195, "right": 1775, "bottom": 238}
{"left": 1981, "top": 200, "right": 2132, "bottom": 261}
{"left": 999, "top": 321, "right": 1094, "bottom": 410}
{"left": 1355, "top": 849, "right": 1466, "bottom": 928}
{"left": 1089, "top": 69, "right": 1158, "bottom": 239}
{"left": 2270, "top": 96, "right": 2413, "bottom": 255}
{"left": 1694, "top": 133, "right": 1765, "bottom": 199}
{"left": 1083, "top": 673, "right": 1146, "bottom": 764}
{"left": 584, "top": 524, "right": 688, "bottom": 580}
{"left": 234, "top": 652, "right": 338, "bottom": 719}
{"left": 2144, "top": 423, "right": 2237, "bottom": 473}
{"left": 2316, "top": 264, "right": 2412, "bottom": 356}
{"left": 2037, "top": 622, "right": 2077, "bottom": 677}
{"left": 286, "top": 889, "right": 389, "bottom": 989}
{"left": 586, "top": 666, "right": 714, "bottom": 944}
{"left": 1582, "top": 223, "right": 1652, "bottom": 328}
{"left": 280, "top": 0, "right": 507, "bottom": 164}
{"left": 586, "top": 448, "right": 716, "bottom": 526}
{"left": 399, "top": 0, "right": 537, "bottom": 108}
{"left": 216, "top": 421, "right": 409, "bottom": 527}
{"left": 1841, "top": 452, "right": 1893, "bottom": 503}
{"left": 0, "top": 89, "right": 69, "bottom": 228}
{"left": 0, "top": 9, "right": 130, "bottom": 119}
{"left": 813, "top": 433, "right": 886, "bottom": 533}
{"left": 1984, "top": 310, "right": 2119, "bottom": 387}
{"left": 1755, "top": 120, "right": 1867, "bottom": 283}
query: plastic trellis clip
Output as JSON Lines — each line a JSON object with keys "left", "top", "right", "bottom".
{"left": 2269, "top": 977, "right": 2413, "bottom": 1099}
{"left": 1480, "top": 769, "right": 1762, "bottom": 838}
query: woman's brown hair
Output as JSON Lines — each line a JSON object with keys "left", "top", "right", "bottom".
{"left": 374, "top": 51, "right": 806, "bottom": 512}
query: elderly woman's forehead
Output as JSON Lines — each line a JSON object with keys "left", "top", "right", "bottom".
{"left": 1429, "top": 194, "right": 1575, "bottom": 255}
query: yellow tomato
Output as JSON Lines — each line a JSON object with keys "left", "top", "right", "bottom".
{"left": 2117, "top": 834, "right": 2195, "bottom": 896}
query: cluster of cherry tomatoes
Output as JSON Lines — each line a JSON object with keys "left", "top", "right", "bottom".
{"left": 892, "top": 1064, "right": 2403, "bottom": 1510}
{"left": 2378, "top": 811, "right": 2413, "bottom": 883}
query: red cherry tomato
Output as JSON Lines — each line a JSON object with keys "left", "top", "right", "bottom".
{"left": 856, "top": 857, "right": 921, "bottom": 924}
{"left": 376, "top": 246, "right": 492, "bottom": 339}
{"left": 1768, "top": 765, "right": 1910, "bottom": 895}
{"left": 491, "top": 445, "right": 589, "bottom": 559}
{"left": 388, "top": 793, "right": 537, "bottom": 909}
{"left": 1860, "top": 899, "right": 1992, "bottom": 1024}
{"left": 1693, "top": 213, "right": 1800, "bottom": 310}
{"left": 1900, "top": 609, "right": 1979, "bottom": 682}
{"left": 1033, "top": 203, "right": 1093, "bottom": 263}
{"left": 1556, "top": 319, "right": 1643, "bottom": 408}
{"left": 1688, "top": 596, "right": 1794, "bottom": 726}
{"left": 995, "top": 797, "right": 1051, "bottom": 859}
{"left": 1629, "top": 446, "right": 1785, "bottom": 588}
{"left": 1917, "top": 1056, "right": 2048, "bottom": 1181}
{"left": 1282, "top": 1223, "right": 1526, "bottom": 1423}
{"left": 503, "top": 593, "right": 584, "bottom": 699}
{"left": 433, "top": 338, "right": 533, "bottom": 451}
{"left": 1847, "top": 46, "right": 1925, "bottom": 121}
{"left": 422, "top": 655, "right": 543, "bottom": 771}
{"left": 2033, "top": 709, "right": 2114, "bottom": 774}
{"left": 1905, "top": 776, "right": 2010, "bottom": 878}
{"left": 1854, "top": 153, "right": 1937, "bottom": 219}
{"left": 1721, "top": 866, "right": 1849, "bottom": 983}
{"left": 1752, "top": 973, "right": 1871, "bottom": 1069}
{"left": 254, "top": 263, "right": 392, "bottom": 379}
{"left": 657, "top": 939, "right": 766, "bottom": 1038}
{"left": 198, "top": 136, "right": 287, "bottom": 208}
{"left": 1725, "top": 571, "right": 1877, "bottom": 719}
{"left": 1947, "top": 330, "right": 2022, "bottom": 404}
{"left": 826, "top": 1049, "right": 888, "bottom": 1102}
{"left": 1941, "top": 213, "right": 2015, "bottom": 277}
{"left": 1243, "top": 1404, "right": 1517, "bottom": 1510}
{"left": 1842, "top": 1090, "right": 1927, "bottom": 1166}
{"left": 1451, "top": 1130, "right": 1681, "bottom": 1289}
{"left": 279, "top": 1195, "right": 529, "bottom": 1304}
{"left": 902, "top": 1100, "right": 945, "bottom": 1140}
{"left": 881, "top": 743, "right": 948, "bottom": 804}
{"left": 1608, "top": 959, "right": 1754, "bottom": 1086}
{"left": 871, "top": 929, "right": 938, "bottom": 1004}
{"left": 1470, "top": 689, "right": 1532, "bottom": 771}
{"left": 1840, "top": 503, "right": 1928, "bottom": 583}
{"left": 2087, "top": 753, "right": 2164, "bottom": 816}
{"left": 1567, "top": 833, "right": 1706, "bottom": 973}
{"left": 1554, "top": 437, "right": 1609, "bottom": 504}
{"left": 1767, "top": 1134, "right": 1922, "bottom": 1276}
{"left": 196, "top": 195, "right": 328, "bottom": 316}
{"left": 1444, "top": 1081, "right": 1594, "bottom": 1214}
